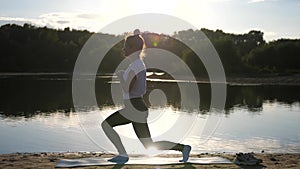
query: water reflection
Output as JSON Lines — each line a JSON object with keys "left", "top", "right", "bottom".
{"left": 198, "top": 102, "right": 300, "bottom": 153}
{"left": 0, "top": 77, "right": 299, "bottom": 117}
{"left": 0, "top": 111, "right": 97, "bottom": 154}
{"left": 0, "top": 78, "right": 73, "bottom": 117}
{"left": 1, "top": 75, "right": 300, "bottom": 154}
{"left": 1, "top": 102, "right": 299, "bottom": 154}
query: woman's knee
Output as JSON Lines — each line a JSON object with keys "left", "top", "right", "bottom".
{"left": 139, "top": 138, "right": 153, "bottom": 149}
{"left": 101, "top": 120, "right": 111, "bottom": 129}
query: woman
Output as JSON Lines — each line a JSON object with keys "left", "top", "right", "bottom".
{"left": 101, "top": 30, "right": 191, "bottom": 164}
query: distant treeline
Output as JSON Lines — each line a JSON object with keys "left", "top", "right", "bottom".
{"left": 0, "top": 23, "right": 299, "bottom": 75}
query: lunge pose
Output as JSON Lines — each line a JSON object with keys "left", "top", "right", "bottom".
{"left": 101, "top": 30, "right": 191, "bottom": 164}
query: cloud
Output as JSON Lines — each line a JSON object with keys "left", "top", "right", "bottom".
{"left": 0, "top": 16, "right": 42, "bottom": 29}
{"left": 0, "top": 16, "right": 37, "bottom": 24}
{"left": 248, "top": 0, "right": 276, "bottom": 3}
{"left": 265, "top": 31, "right": 277, "bottom": 36}
{"left": 0, "top": 11, "right": 111, "bottom": 32}
{"left": 264, "top": 31, "right": 278, "bottom": 40}
{"left": 248, "top": 0, "right": 265, "bottom": 3}
{"left": 56, "top": 20, "right": 70, "bottom": 24}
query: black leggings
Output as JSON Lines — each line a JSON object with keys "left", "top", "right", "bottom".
{"left": 105, "top": 110, "right": 151, "bottom": 139}
{"left": 103, "top": 98, "right": 184, "bottom": 151}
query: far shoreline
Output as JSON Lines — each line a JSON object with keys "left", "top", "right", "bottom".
{"left": 152, "top": 73, "right": 300, "bottom": 86}
{"left": 1, "top": 72, "right": 300, "bottom": 86}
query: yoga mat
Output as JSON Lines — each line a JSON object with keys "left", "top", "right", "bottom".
{"left": 56, "top": 156, "right": 232, "bottom": 167}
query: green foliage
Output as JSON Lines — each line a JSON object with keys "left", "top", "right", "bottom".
{"left": 246, "top": 39, "right": 300, "bottom": 73}
{"left": 0, "top": 23, "right": 299, "bottom": 75}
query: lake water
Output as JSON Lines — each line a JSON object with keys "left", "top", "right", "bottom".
{"left": 0, "top": 74, "right": 299, "bottom": 154}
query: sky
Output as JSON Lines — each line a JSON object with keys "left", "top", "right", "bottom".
{"left": 0, "top": 0, "right": 299, "bottom": 41}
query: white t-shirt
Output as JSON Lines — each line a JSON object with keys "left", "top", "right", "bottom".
{"left": 122, "top": 58, "right": 146, "bottom": 99}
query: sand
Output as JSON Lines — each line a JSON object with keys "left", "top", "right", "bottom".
{"left": 0, "top": 152, "right": 299, "bottom": 169}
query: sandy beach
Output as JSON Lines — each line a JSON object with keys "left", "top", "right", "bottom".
{"left": 0, "top": 152, "right": 299, "bottom": 169}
